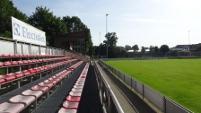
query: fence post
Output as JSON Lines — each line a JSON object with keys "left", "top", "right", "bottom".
{"left": 142, "top": 84, "right": 145, "bottom": 99}
{"left": 29, "top": 43, "right": 32, "bottom": 55}
{"left": 124, "top": 74, "right": 125, "bottom": 82}
{"left": 131, "top": 77, "right": 132, "bottom": 89}
{"left": 14, "top": 40, "right": 17, "bottom": 54}
{"left": 21, "top": 43, "right": 24, "bottom": 54}
{"left": 39, "top": 45, "right": 41, "bottom": 55}
{"left": 164, "top": 96, "right": 166, "bottom": 113}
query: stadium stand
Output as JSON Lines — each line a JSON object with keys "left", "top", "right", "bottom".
{"left": 0, "top": 52, "right": 85, "bottom": 112}
{"left": 58, "top": 63, "right": 89, "bottom": 113}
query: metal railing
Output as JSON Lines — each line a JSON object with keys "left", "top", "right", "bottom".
{"left": 0, "top": 37, "right": 90, "bottom": 62}
{"left": 0, "top": 37, "right": 64, "bottom": 55}
{"left": 93, "top": 61, "right": 124, "bottom": 113}
{"left": 99, "top": 60, "right": 194, "bottom": 113}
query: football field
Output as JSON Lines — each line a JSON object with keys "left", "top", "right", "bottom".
{"left": 105, "top": 59, "right": 201, "bottom": 113}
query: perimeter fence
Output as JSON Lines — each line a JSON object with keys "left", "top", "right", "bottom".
{"left": 99, "top": 60, "right": 194, "bottom": 113}
{"left": 93, "top": 61, "right": 124, "bottom": 113}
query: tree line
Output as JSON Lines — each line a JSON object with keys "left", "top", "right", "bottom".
{"left": 94, "top": 32, "right": 171, "bottom": 58}
{"left": 0, "top": 0, "right": 93, "bottom": 55}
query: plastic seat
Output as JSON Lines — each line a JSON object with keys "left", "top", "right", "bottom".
{"left": 28, "top": 60, "right": 33, "bottom": 63}
{"left": 0, "top": 62, "right": 3, "bottom": 67}
{"left": 17, "top": 60, "right": 24, "bottom": 64}
{"left": 0, "top": 102, "right": 25, "bottom": 113}
{"left": 11, "top": 61, "right": 18, "bottom": 65}
{"left": 63, "top": 101, "right": 79, "bottom": 109}
{"left": 73, "top": 85, "right": 84, "bottom": 89}
{"left": 0, "top": 75, "right": 6, "bottom": 84}
{"left": 48, "top": 77, "right": 60, "bottom": 83}
{"left": 75, "top": 81, "right": 85, "bottom": 85}
{"left": 31, "top": 85, "right": 49, "bottom": 92}
{"left": 22, "top": 70, "right": 31, "bottom": 76}
{"left": 10, "top": 95, "right": 35, "bottom": 106}
{"left": 32, "top": 60, "right": 37, "bottom": 63}
{"left": 14, "top": 54, "right": 20, "bottom": 57}
{"left": 22, "top": 89, "right": 43, "bottom": 98}
{"left": 23, "top": 60, "right": 29, "bottom": 64}
{"left": 72, "top": 87, "right": 83, "bottom": 92}
{"left": 5, "top": 73, "right": 16, "bottom": 81}
{"left": 66, "top": 95, "right": 81, "bottom": 102}
{"left": 69, "top": 91, "right": 82, "bottom": 97}
{"left": 9, "top": 54, "right": 15, "bottom": 57}
{"left": 44, "top": 79, "right": 57, "bottom": 85}
{"left": 77, "top": 78, "right": 85, "bottom": 82}
{"left": 15, "top": 71, "right": 24, "bottom": 78}
{"left": 3, "top": 61, "right": 11, "bottom": 66}
{"left": 79, "top": 75, "right": 86, "bottom": 78}
{"left": 58, "top": 107, "right": 77, "bottom": 113}
{"left": 28, "top": 69, "right": 37, "bottom": 73}
{"left": 3, "top": 54, "right": 10, "bottom": 57}
{"left": 38, "top": 82, "right": 53, "bottom": 88}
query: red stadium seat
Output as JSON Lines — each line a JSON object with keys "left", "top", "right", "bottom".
{"left": 5, "top": 73, "right": 16, "bottom": 81}
{"left": 22, "top": 70, "right": 31, "bottom": 76}
{"left": 15, "top": 71, "right": 24, "bottom": 78}
{"left": 0, "top": 62, "right": 3, "bottom": 67}
{"left": 3, "top": 54, "right": 10, "bottom": 57}
{"left": 73, "top": 85, "right": 84, "bottom": 89}
{"left": 3, "top": 61, "right": 11, "bottom": 66}
{"left": 66, "top": 95, "right": 81, "bottom": 102}
{"left": 22, "top": 89, "right": 43, "bottom": 98}
{"left": 58, "top": 108, "right": 77, "bottom": 113}
{"left": 28, "top": 69, "right": 37, "bottom": 74}
{"left": 38, "top": 81, "right": 54, "bottom": 88}
{"left": 17, "top": 60, "right": 24, "bottom": 65}
{"left": 69, "top": 91, "right": 82, "bottom": 97}
{"left": 31, "top": 85, "right": 49, "bottom": 92}
{"left": 11, "top": 61, "right": 18, "bottom": 65}
{"left": 10, "top": 95, "right": 35, "bottom": 106}
{"left": 71, "top": 88, "right": 83, "bottom": 92}
{"left": 63, "top": 101, "right": 79, "bottom": 109}
{"left": 0, "top": 75, "right": 6, "bottom": 84}
{"left": 0, "top": 102, "right": 25, "bottom": 113}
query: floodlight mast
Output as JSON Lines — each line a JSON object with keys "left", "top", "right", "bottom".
{"left": 106, "top": 14, "right": 108, "bottom": 59}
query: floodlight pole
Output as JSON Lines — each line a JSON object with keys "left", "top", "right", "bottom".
{"left": 99, "top": 32, "right": 101, "bottom": 58}
{"left": 106, "top": 14, "right": 108, "bottom": 59}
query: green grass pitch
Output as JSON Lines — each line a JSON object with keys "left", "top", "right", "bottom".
{"left": 105, "top": 59, "right": 201, "bottom": 113}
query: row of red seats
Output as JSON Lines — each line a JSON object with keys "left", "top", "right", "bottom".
{"left": 0, "top": 54, "right": 64, "bottom": 58}
{"left": 0, "top": 59, "right": 78, "bottom": 85}
{"left": 0, "top": 61, "right": 84, "bottom": 113}
{"left": 0, "top": 56, "right": 71, "bottom": 68}
{"left": 58, "top": 63, "right": 89, "bottom": 113}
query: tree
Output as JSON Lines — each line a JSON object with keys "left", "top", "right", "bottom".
{"left": 149, "top": 46, "right": 154, "bottom": 53}
{"left": 154, "top": 46, "right": 159, "bottom": 53}
{"left": 114, "top": 46, "right": 126, "bottom": 57}
{"left": 103, "top": 32, "right": 118, "bottom": 58}
{"left": 132, "top": 45, "right": 139, "bottom": 52}
{"left": 62, "top": 16, "right": 88, "bottom": 33}
{"left": 141, "top": 46, "right": 146, "bottom": 53}
{"left": 125, "top": 45, "right": 132, "bottom": 51}
{"left": 160, "top": 45, "right": 170, "bottom": 55}
{"left": 29, "top": 6, "right": 67, "bottom": 45}
{"left": 0, "top": 0, "right": 28, "bottom": 38}
{"left": 85, "top": 31, "right": 93, "bottom": 56}
{"left": 104, "top": 32, "right": 118, "bottom": 47}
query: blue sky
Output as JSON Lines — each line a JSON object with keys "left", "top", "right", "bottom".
{"left": 13, "top": 0, "right": 201, "bottom": 48}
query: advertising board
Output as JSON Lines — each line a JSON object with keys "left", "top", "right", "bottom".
{"left": 12, "top": 16, "right": 46, "bottom": 46}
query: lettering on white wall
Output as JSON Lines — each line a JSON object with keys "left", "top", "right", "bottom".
{"left": 12, "top": 17, "right": 46, "bottom": 46}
